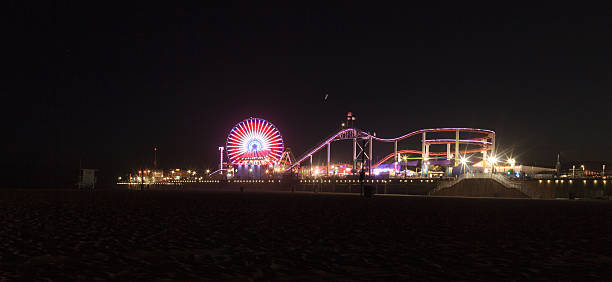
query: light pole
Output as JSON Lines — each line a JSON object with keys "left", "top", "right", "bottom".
{"left": 508, "top": 158, "right": 516, "bottom": 169}
{"left": 153, "top": 146, "right": 158, "bottom": 169}
{"left": 218, "top": 147, "right": 224, "bottom": 172}
{"left": 603, "top": 164, "right": 606, "bottom": 178}
{"left": 488, "top": 156, "right": 498, "bottom": 176}
{"left": 459, "top": 156, "right": 469, "bottom": 177}
{"left": 572, "top": 165, "right": 575, "bottom": 179}
{"left": 402, "top": 155, "right": 408, "bottom": 178}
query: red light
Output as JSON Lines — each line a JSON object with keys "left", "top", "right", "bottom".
{"left": 138, "top": 170, "right": 142, "bottom": 174}
{"left": 154, "top": 147, "right": 158, "bottom": 151}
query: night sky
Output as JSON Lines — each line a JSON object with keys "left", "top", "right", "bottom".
{"left": 5, "top": 3, "right": 612, "bottom": 187}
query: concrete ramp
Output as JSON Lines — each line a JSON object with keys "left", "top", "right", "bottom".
{"left": 432, "top": 178, "right": 529, "bottom": 198}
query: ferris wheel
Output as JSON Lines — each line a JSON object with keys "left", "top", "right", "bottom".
{"left": 226, "top": 118, "right": 284, "bottom": 166}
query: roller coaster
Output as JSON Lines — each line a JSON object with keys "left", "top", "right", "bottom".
{"left": 286, "top": 125, "right": 495, "bottom": 177}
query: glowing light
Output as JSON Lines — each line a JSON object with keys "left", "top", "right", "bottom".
{"left": 460, "top": 156, "right": 469, "bottom": 165}
{"left": 226, "top": 118, "right": 284, "bottom": 166}
{"left": 488, "top": 156, "right": 498, "bottom": 164}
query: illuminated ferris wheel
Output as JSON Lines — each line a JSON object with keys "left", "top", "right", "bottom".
{"left": 226, "top": 118, "right": 284, "bottom": 166}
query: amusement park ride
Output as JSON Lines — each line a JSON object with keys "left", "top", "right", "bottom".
{"left": 217, "top": 113, "right": 496, "bottom": 179}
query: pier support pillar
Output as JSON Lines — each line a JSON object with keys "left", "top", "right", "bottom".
{"left": 447, "top": 143, "right": 452, "bottom": 175}
{"left": 455, "top": 129, "right": 460, "bottom": 166}
{"left": 310, "top": 155, "right": 313, "bottom": 177}
{"left": 353, "top": 137, "right": 357, "bottom": 173}
{"left": 482, "top": 150, "right": 488, "bottom": 168}
{"left": 327, "top": 143, "right": 331, "bottom": 177}
{"left": 491, "top": 133, "right": 496, "bottom": 159}
{"left": 394, "top": 140, "right": 398, "bottom": 173}
{"left": 369, "top": 135, "right": 373, "bottom": 176}
{"left": 421, "top": 132, "right": 426, "bottom": 177}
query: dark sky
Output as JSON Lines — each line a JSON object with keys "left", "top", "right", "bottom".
{"left": 5, "top": 3, "right": 612, "bottom": 187}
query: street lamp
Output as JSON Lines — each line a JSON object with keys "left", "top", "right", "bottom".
{"left": 459, "top": 156, "right": 469, "bottom": 176}
{"left": 488, "top": 156, "right": 498, "bottom": 175}
{"left": 508, "top": 158, "right": 516, "bottom": 168}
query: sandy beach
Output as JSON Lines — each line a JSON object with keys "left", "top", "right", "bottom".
{"left": 1, "top": 189, "right": 611, "bottom": 280}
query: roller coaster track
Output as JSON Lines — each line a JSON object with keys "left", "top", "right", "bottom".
{"left": 287, "top": 127, "right": 495, "bottom": 171}
{"left": 288, "top": 128, "right": 360, "bottom": 171}
{"left": 373, "top": 147, "right": 489, "bottom": 168}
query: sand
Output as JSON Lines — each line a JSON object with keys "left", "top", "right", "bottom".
{"left": 1, "top": 189, "right": 611, "bottom": 280}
